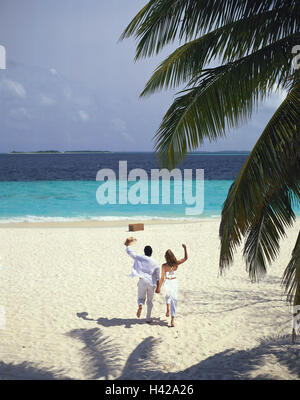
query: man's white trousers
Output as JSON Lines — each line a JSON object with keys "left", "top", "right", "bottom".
{"left": 137, "top": 279, "right": 155, "bottom": 321}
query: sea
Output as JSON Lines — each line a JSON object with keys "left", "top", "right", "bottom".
{"left": 0, "top": 152, "right": 298, "bottom": 223}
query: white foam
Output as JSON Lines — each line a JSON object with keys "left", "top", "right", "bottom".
{"left": 0, "top": 214, "right": 214, "bottom": 223}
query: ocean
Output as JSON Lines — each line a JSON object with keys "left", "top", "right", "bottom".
{"left": 0, "top": 152, "right": 298, "bottom": 222}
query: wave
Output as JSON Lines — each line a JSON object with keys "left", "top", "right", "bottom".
{"left": 0, "top": 214, "right": 220, "bottom": 223}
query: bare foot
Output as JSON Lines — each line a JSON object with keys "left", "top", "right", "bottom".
{"left": 171, "top": 317, "right": 175, "bottom": 327}
{"left": 166, "top": 305, "right": 170, "bottom": 317}
{"left": 137, "top": 305, "right": 142, "bottom": 318}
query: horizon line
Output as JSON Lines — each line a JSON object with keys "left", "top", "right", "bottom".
{"left": 0, "top": 150, "right": 251, "bottom": 154}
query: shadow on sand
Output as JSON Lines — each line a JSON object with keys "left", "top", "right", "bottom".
{"left": 0, "top": 361, "right": 70, "bottom": 380}
{"left": 76, "top": 311, "right": 169, "bottom": 328}
{"left": 0, "top": 328, "right": 298, "bottom": 380}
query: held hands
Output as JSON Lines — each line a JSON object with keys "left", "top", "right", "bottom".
{"left": 155, "top": 282, "right": 161, "bottom": 294}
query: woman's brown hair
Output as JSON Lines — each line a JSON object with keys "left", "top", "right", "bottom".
{"left": 164, "top": 249, "right": 178, "bottom": 268}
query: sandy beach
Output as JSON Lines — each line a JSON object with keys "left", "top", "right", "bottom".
{"left": 0, "top": 218, "right": 299, "bottom": 380}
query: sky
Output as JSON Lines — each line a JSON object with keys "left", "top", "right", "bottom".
{"left": 0, "top": 0, "right": 286, "bottom": 152}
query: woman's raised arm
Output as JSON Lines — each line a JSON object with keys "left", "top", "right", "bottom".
{"left": 177, "top": 244, "right": 188, "bottom": 265}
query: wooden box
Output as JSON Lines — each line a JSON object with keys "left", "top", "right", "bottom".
{"left": 129, "top": 223, "right": 144, "bottom": 232}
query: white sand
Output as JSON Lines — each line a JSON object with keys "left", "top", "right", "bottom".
{"left": 0, "top": 219, "right": 299, "bottom": 380}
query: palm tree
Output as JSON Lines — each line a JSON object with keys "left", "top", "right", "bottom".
{"left": 121, "top": 0, "right": 300, "bottom": 337}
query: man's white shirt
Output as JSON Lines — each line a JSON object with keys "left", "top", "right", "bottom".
{"left": 126, "top": 246, "right": 160, "bottom": 287}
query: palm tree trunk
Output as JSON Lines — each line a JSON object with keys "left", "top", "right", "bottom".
{"left": 292, "top": 271, "right": 300, "bottom": 343}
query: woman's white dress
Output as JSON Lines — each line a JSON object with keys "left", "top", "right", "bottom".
{"left": 163, "top": 267, "right": 178, "bottom": 317}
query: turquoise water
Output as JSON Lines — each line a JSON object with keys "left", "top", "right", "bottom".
{"left": 0, "top": 180, "right": 235, "bottom": 222}
{"left": 1, "top": 153, "right": 297, "bottom": 223}
{"left": 1, "top": 180, "right": 298, "bottom": 223}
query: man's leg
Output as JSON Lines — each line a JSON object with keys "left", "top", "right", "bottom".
{"left": 137, "top": 279, "right": 146, "bottom": 318}
{"left": 145, "top": 285, "right": 155, "bottom": 322}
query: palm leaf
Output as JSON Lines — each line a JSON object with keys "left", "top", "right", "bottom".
{"left": 219, "top": 82, "right": 300, "bottom": 272}
{"left": 153, "top": 36, "right": 300, "bottom": 168}
{"left": 243, "top": 187, "right": 297, "bottom": 282}
{"left": 140, "top": 10, "right": 299, "bottom": 95}
{"left": 219, "top": 82, "right": 300, "bottom": 270}
{"left": 121, "top": 0, "right": 298, "bottom": 60}
{"left": 282, "top": 232, "right": 300, "bottom": 306}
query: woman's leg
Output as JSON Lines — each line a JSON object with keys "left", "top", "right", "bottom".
{"left": 170, "top": 298, "right": 177, "bottom": 327}
{"left": 170, "top": 281, "right": 178, "bottom": 327}
{"left": 165, "top": 294, "right": 171, "bottom": 317}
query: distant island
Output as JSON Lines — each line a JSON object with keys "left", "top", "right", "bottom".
{"left": 10, "top": 150, "right": 112, "bottom": 154}
{"left": 11, "top": 150, "right": 61, "bottom": 154}
{"left": 190, "top": 150, "right": 250, "bottom": 154}
{"left": 64, "top": 150, "right": 111, "bottom": 154}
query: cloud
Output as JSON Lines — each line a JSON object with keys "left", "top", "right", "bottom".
{"left": 49, "top": 68, "right": 57, "bottom": 75}
{"left": 0, "top": 79, "right": 26, "bottom": 98}
{"left": 9, "top": 107, "right": 31, "bottom": 120}
{"left": 64, "top": 87, "right": 91, "bottom": 107}
{"left": 63, "top": 87, "right": 72, "bottom": 100}
{"left": 41, "top": 95, "right": 55, "bottom": 105}
{"left": 78, "top": 110, "right": 89, "bottom": 121}
{"left": 111, "top": 117, "right": 133, "bottom": 143}
{"left": 112, "top": 117, "right": 126, "bottom": 132}
{"left": 120, "top": 131, "right": 134, "bottom": 143}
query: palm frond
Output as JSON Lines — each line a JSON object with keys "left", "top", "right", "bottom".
{"left": 120, "top": 0, "right": 156, "bottom": 40}
{"left": 154, "top": 38, "right": 300, "bottom": 168}
{"left": 243, "top": 187, "right": 296, "bottom": 282}
{"left": 282, "top": 232, "right": 300, "bottom": 306}
{"left": 219, "top": 82, "right": 300, "bottom": 271}
{"left": 121, "top": 0, "right": 298, "bottom": 60}
{"left": 140, "top": 10, "right": 299, "bottom": 95}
